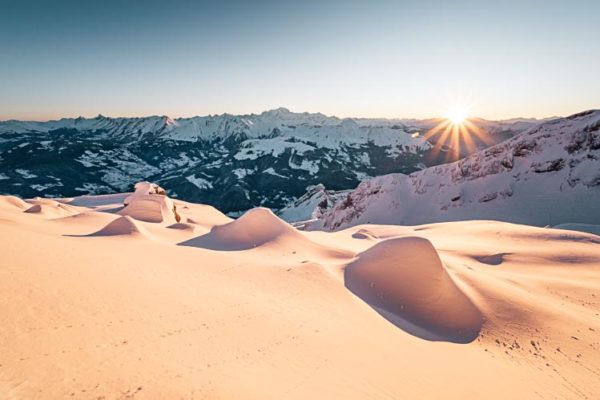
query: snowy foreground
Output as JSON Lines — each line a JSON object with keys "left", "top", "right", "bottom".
{"left": 1, "top": 183, "right": 600, "bottom": 399}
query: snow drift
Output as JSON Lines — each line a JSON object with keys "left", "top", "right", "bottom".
{"left": 0, "top": 195, "right": 29, "bottom": 210}
{"left": 345, "top": 236, "right": 482, "bottom": 343}
{"left": 88, "top": 216, "right": 152, "bottom": 237}
{"left": 118, "top": 182, "right": 180, "bottom": 224}
{"left": 23, "top": 198, "right": 80, "bottom": 219}
{"left": 180, "top": 207, "right": 308, "bottom": 251}
{"left": 3, "top": 187, "right": 600, "bottom": 399}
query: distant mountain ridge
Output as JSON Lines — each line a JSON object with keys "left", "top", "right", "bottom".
{"left": 306, "top": 110, "right": 600, "bottom": 230}
{"left": 0, "top": 108, "right": 541, "bottom": 214}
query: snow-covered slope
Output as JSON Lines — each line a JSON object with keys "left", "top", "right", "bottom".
{"left": 0, "top": 108, "right": 538, "bottom": 214}
{"left": 313, "top": 110, "right": 600, "bottom": 230}
{"left": 553, "top": 223, "right": 600, "bottom": 236}
{"left": 2, "top": 185, "right": 600, "bottom": 398}
{"left": 277, "top": 184, "right": 350, "bottom": 223}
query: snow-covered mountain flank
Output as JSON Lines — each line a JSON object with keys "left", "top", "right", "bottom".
{"left": 0, "top": 108, "right": 538, "bottom": 214}
{"left": 310, "top": 110, "right": 600, "bottom": 230}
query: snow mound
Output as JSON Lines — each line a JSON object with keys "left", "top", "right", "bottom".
{"left": 181, "top": 207, "right": 353, "bottom": 259}
{"left": 89, "top": 216, "right": 151, "bottom": 237}
{"left": 345, "top": 236, "right": 482, "bottom": 343}
{"left": 181, "top": 207, "right": 319, "bottom": 251}
{"left": 181, "top": 207, "right": 304, "bottom": 251}
{"left": 23, "top": 198, "right": 80, "bottom": 218}
{"left": 123, "top": 182, "right": 166, "bottom": 205}
{"left": 175, "top": 202, "right": 232, "bottom": 229}
{"left": 118, "top": 182, "right": 180, "bottom": 224}
{"left": 0, "top": 195, "right": 29, "bottom": 210}
{"left": 119, "top": 194, "right": 180, "bottom": 224}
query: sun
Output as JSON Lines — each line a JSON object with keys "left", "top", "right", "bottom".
{"left": 423, "top": 103, "right": 490, "bottom": 162}
{"left": 446, "top": 106, "right": 470, "bottom": 124}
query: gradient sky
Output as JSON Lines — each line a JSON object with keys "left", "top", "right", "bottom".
{"left": 1, "top": 0, "right": 599, "bottom": 121}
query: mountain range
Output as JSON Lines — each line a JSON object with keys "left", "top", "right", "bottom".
{"left": 0, "top": 108, "right": 540, "bottom": 214}
{"left": 301, "top": 110, "right": 600, "bottom": 230}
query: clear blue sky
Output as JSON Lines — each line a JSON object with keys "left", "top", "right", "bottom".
{"left": 1, "top": 0, "right": 598, "bottom": 120}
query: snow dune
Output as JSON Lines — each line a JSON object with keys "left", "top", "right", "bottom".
{"left": 118, "top": 195, "right": 179, "bottom": 224}
{"left": 0, "top": 195, "right": 29, "bottom": 210}
{"left": 345, "top": 236, "right": 482, "bottom": 343}
{"left": 22, "top": 198, "right": 81, "bottom": 218}
{"left": 1, "top": 188, "right": 599, "bottom": 399}
{"left": 88, "top": 215, "right": 152, "bottom": 237}
{"left": 180, "top": 207, "right": 305, "bottom": 251}
{"left": 116, "top": 182, "right": 180, "bottom": 224}
{"left": 180, "top": 207, "right": 352, "bottom": 262}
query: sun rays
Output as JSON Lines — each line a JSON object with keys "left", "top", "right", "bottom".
{"left": 423, "top": 107, "right": 492, "bottom": 162}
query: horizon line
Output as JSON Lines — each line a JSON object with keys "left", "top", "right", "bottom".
{"left": 0, "top": 107, "right": 577, "bottom": 124}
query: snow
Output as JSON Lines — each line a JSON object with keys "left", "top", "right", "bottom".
{"left": 345, "top": 236, "right": 482, "bottom": 343}
{"left": 314, "top": 110, "right": 600, "bottom": 230}
{"left": 0, "top": 108, "right": 435, "bottom": 154}
{"left": 277, "top": 184, "right": 350, "bottom": 222}
{"left": 160, "top": 152, "right": 198, "bottom": 169}
{"left": 232, "top": 168, "right": 253, "bottom": 179}
{"left": 180, "top": 207, "right": 305, "bottom": 251}
{"left": 569, "top": 158, "right": 600, "bottom": 186}
{"left": 100, "top": 153, "right": 160, "bottom": 190}
{"left": 89, "top": 216, "right": 152, "bottom": 237}
{"left": 1, "top": 186, "right": 599, "bottom": 399}
{"left": 15, "top": 169, "right": 37, "bottom": 179}
{"left": 117, "top": 182, "right": 179, "bottom": 224}
{"left": 186, "top": 174, "right": 213, "bottom": 189}
{"left": 553, "top": 223, "right": 600, "bottom": 236}
{"left": 74, "top": 183, "right": 113, "bottom": 194}
{"left": 76, "top": 151, "right": 106, "bottom": 168}
{"left": 288, "top": 155, "right": 319, "bottom": 174}
{"left": 262, "top": 167, "right": 287, "bottom": 178}
{"left": 233, "top": 137, "right": 316, "bottom": 161}
{"left": 354, "top": 171, "right": 370, "bottom": 181}
{"left": 30, "top": 183, "right": 59, "bottom": 191}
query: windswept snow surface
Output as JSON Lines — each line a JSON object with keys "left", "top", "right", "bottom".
{"left": 1, "top": 185, "right": 600, "bottom": 399}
